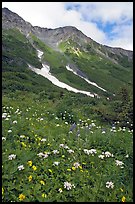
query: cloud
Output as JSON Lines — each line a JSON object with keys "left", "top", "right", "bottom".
{"left": 2, "top": 2, "right": 133, "bottom": 50}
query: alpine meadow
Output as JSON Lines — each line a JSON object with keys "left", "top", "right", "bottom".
{"left": 2, "top": 7, "right": 133, "bottom": 202}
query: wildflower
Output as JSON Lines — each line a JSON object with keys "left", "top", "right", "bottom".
{"left": 19, "top": 194, "right": 25, "bottom": 201}
{"left": 62, "top": 155, "right": 65, "bottom": 158}
{"left": 79, "top": 165, "right": 82, "bottom": 169}
{"left": 106, "top": 181, "right": 114, "bottom": 189}
{"left": 84, "top": 149, "right": 89, "bottom": 155}
{"left": 18, "top": 165, "right": 24, "bottom": 170}
{"left": 28, "top": 175, "right": 32, "bottom": 182}
{"left": 72, "top": 167, "right": 76, "bottom": 171}
{"left": 41, "top": 138, "right": 46, "bottom": 142}
{"left": 32, "top": 165, "right": 37, "bottom": 171}
{"left": 115, "top": 160, "right": 124, "bottom": 168}
{"left": 2, "top": 137, "right": 6, "bottom": 141}
{"left": 58, "top": 188, "right": 63, "bottom": 193}
{"left": 48, "top": 169, "right": 52, "bottom": 173}
{"left": 53, "top": 161, "right": 60, "bottom": 166}
{"left": 42, "top": 193, "right": 47, "bottom": 198}
{"left": 2, "top": 113, "right": 7, "bottom": 118}
{"left": 125, "top": 154, "right": 129, "bottom": 158}
{"left": 67, "top": 149, "right": 74, "bottom": 153}
{"left": 2, "top": 187, "right": 4, "bottom": 195}
{"left": 73, "top": 162, "right": 80, "bottom": 168}
{"left": 104, "top": 151, "right": 113, "bottom": 157}
{"left": 59, "top": 144, "right": 65, "bottom": 147}
{"left": 52, "top": 150, "right": 59, "bottom": 154}
{"left": 21, "top": 142, "right": 26, "bottom": 147}
{"left": 64, "top": 145, "right": 69, "bottom": 149}
{"left": 40, "top": 180, "right": 45, "bottom": 185}
{"left": 89, "top": 149, "right": 97, "bottom": 155}
{"left": 20, "top": 135, "right": 25, "bottom": 138}
{"left": 122, "top": 196, "right": 126, "bottom": 202}
{"left": 69, "top": 123, "right": 76, "bottom": 132}
{"left": 8, "top": 130, "right": 12, "bottom": 133}
{"left": 13, "top": 120, "right": 17, "bottom": 124}
{"left": 64, "top": 181, "right": 72, "bottom": 190}
{"left": 8, "top": 154, "right": 16, "bottom": 160}
{"left": 27, "top": 160, "right": 32, "bottom": 166}
{"left": 98, "top": 155, "right": 105, "bottom": 159}
{"left": 67, "top": 168, "right": 71, "bottom": 171}
{"left": 43, "top": 154, "right": 49, "bottom": 159}
{"left": 120, "top": 188, "right": 124, "bottom": 192}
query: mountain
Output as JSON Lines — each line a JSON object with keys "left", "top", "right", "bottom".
{"left": 2, "top": 7, "right": 133, "bottom": 99}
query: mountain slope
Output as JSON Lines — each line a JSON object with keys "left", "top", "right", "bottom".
{"left": 2, "top": 7, "right": 133, "bottom": 98}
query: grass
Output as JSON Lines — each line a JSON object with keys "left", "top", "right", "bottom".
{"left": 2, "top": 93, "right": 133, "bottom": 202}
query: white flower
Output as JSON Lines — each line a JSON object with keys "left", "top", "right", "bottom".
{"left": 20, "top": 135, "right": 25, "bottom": 138}
{"left": 89, "top": 149, "right": 97, "bottom": 155}
{"left": 104, "top": 151, "right": 113, "bottom": 157}
{"left": 2, "top": 137, "right": 6, "bottom": 141}
{"left": 52, "top": 150, "right": 59, "bottom": 154}
{"left": 8, "top": 154, "right": 16, "bottom": 160}
{"left": 115, "top": 160, "right": 124, "bottom": 167}
{"left": 58, "top": 188, "right": 63, "bottom": 193}
{"left": 84, "top": 149, "right": 89, "bottom": 155}
{"left": 98, "top": 155, "right": 105, "bottom": 159}
{"left": 64, "top": 182, "right": 74, "bottom": 190}
{"left": 41, "top": 138, "right": 46, "bottom": 142}
{"left": 106, "top": 181, "right": 114, "bottom": 189}
{"left": 125, "top": 154, "right": 129, "bottom": 158}
{"left": 73, "top": 162, "right": 80, "bottom": 168}
{"left": 2, "top": 113, "right": 7, "bottom": 119}
{"left": 64, "top": 145, "right": 69, "bottom": 149}
{"left": 59, "top": 144, "right": 64, "bottom": 147}
{"left": 37, "top": 152, "right": 45, "bottom": 157}
{"left": 67, "top": 149, "right": 74, "bottom": 153}
{"left": 102, "top": 131, "right": 106, "bottom": 134}
{"left": 43, "top": 154, "right": 49, "bottom": 158}
{"left": 8, "top": 130, "right": 12, "bottom": 133}
{"left": 13, "top": 120, "right": 17, "bottom": 124}
{"left": 53, "top": 161, "right": 60, "bottom": 166}
{"left": 56, "top": 124, "right": 60, "bottom": 127}
{"left": 18, "top": 165, "right": 24, "bottom": 170}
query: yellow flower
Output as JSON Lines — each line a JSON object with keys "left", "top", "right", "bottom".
{"left": 79, "top": 165, "right": 82, "bottom": 169}
{"left": 80, "top": 170, "right": 84, "bottom": 172}
{"left": 27, "top": 160, "right": 32, "bottom": 167}
{"left": 82, "top": 162, "right": 86, "bottom": 165}
{"left": 122, "top": 196, "right": 126, "bottom": 202}
{"left": 48, "top": 169, "right": 52, "bottom": 173}
{"left": 67, "top": 168, "right": 71, "bottom": 171}
{"left": 28, "top": 175, "right": 32, "bottom": 182}
{"left": 21, "top": 142, "right": 26, "bottom": 147}
{"left": 32, "top": 165, "right": 37, "bottom": 171}
{"left": 62, "top": 155, "right": 65, "bottom": 158}
{"left": 42, "top": 193, "right": 47, "bottom": 198}
{"left": 19, "top": 194, "right": 25, "bottom": 201}
{"left": 2, "top": 187, "right": 4, "bottom": 195}
{"left": 40, "top": 180, "right": 45, "bottom": 185}
{"left": 72, "top": 167, "right": 76, "bottom": 171}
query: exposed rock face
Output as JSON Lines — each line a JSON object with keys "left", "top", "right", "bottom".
{"left": 2, "top": 7, "right": 133, "bottom": 60}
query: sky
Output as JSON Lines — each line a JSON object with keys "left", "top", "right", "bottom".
{"left": 2, "top": 2, "right": 133, "bottom": 51}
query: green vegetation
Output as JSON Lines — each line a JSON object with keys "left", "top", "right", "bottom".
{"left": 2, "top": 27, "right": 133, "bottom": 202}
{"left": 2, "top": 93, "right": 133, "bottom": 202}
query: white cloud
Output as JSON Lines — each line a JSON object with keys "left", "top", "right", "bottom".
{"left": 2, "top": 2, "right": 133, "bottom": 50}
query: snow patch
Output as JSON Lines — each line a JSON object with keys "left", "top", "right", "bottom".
{"left": 66, "top": 65, "right": 107, "bottom": 92}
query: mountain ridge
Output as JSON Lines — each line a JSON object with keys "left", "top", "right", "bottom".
{"left": 2, "top": 7, "right": 133, "bottom": 57}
